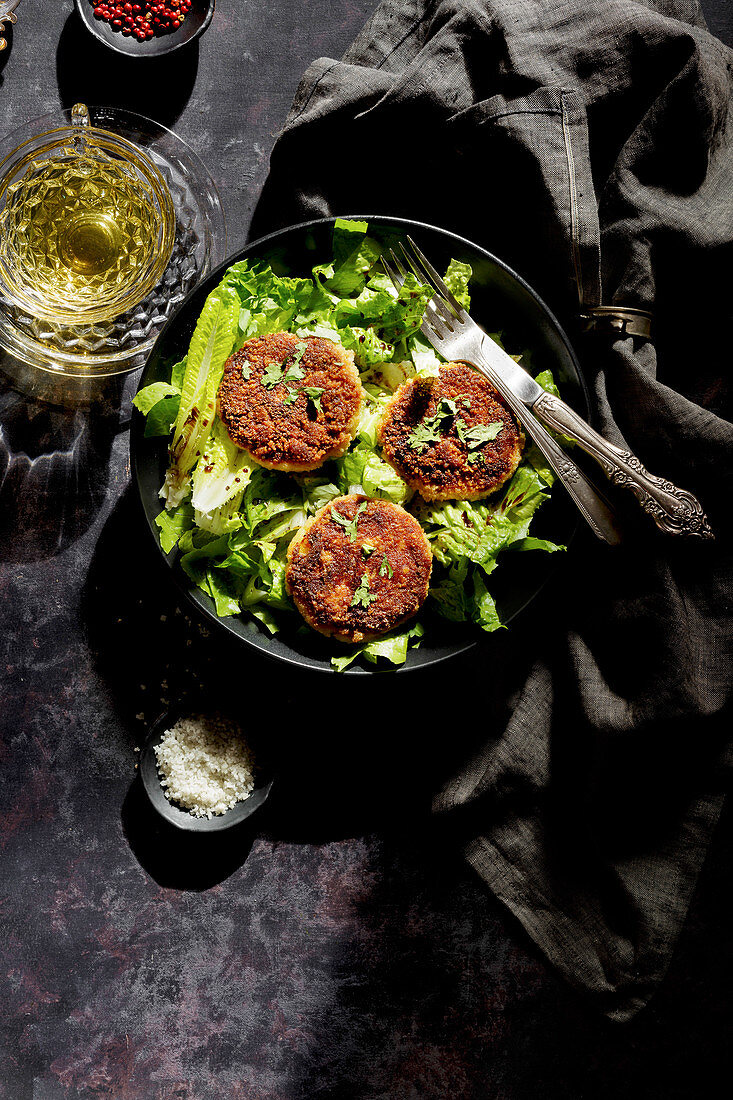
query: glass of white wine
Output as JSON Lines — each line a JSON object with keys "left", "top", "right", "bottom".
{"left": 0, "top": 102, "right": 175, "bottom": 326}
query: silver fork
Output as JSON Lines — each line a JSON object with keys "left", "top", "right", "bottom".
{"left": 392, "top": 237, "right": 712, "bottom": 540}
{"left": 381, "top": 250, "right": 623, "bottom": 546}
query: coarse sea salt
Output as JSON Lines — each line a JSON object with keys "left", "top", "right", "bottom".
{"left": 154, "top": 714, "right": 255, "bottom": 818}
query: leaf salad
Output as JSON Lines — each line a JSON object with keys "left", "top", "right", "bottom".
{"left": 133, "top": 219, "right": 564, "bottom": 671}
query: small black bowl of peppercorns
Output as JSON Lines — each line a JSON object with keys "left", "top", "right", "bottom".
{"left": 74, "top": 0, "right": 214, "bottom": 57}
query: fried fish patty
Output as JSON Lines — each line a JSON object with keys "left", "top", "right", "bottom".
{"left": 286, "top": 494, "right": 432, "bottom": 644}
{"left": 217, "top": 333, "right": 363, "bottom": 472}
{"left": 379, "top": 363, "right": 525, "bottom": 501}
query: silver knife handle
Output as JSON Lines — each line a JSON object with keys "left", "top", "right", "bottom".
{"left": 473, "top": 355, "right": 622, "bottom": 545}
{"left": 533, "top": 391, "right": 713, "bottom": 539}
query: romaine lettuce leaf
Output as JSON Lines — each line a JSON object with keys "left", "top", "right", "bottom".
{"left": 331, "top": 622, "right": 424, "bottom": 671}
{"left": 162, "top": 284, "right": 240, "bottom": 508}
{"left": 443, "top": 259, "right": 473, "bottom": 310}
{"left": 133, "top": 380, "right": 179, "bottom": 415}
{"left": 145, "top": 396, "right": 181, "bottom": 438}
{"left": 155, "top": 502, "right": 195, "bottom": 554}
{"left": 191, "top": 418, "right": 255, "bottom": 515}
{"left": 321, "top": 218, "right": 383, "bottom": 297}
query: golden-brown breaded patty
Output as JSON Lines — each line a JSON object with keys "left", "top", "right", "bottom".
{"left": 217, "top": 333, "right": 363, "bottom": 472}
{"left": 286, "top": 494, "right": 432, "bottom": 644}
{"left": 378, "top": 363, "right": 524, "bottom": 501}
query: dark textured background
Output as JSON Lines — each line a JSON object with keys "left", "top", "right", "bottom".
{"left": 1, "top": 2, "right": 732, "bottom": 1098}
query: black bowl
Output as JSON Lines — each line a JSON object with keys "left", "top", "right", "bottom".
{"left": 74, "top": 0, "right": 214, "bottom": 58}
{"left": 140, "top": 709, "right": 275, "bottom": 832}
{"left": 131, "top": 215, "right": 589, "bottom": 674}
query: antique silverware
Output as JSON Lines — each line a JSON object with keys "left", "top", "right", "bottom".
{"left": 381, "top": 251, "right": 623, "bottom": 546}
{"left": 0, "top": 0, "right": 20, "bottom": 51}
{"left": 392, "top": 237, "right": 712, "bottom": 540}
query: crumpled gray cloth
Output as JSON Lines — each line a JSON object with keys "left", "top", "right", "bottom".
{"left": 251, "top": 0, "right": 733, "bottom": 1020}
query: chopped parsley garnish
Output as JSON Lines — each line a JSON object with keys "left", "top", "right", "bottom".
{"left": 456, "top": 419, "right": 504, "bottom": 463}
{"left": 282, "top": 384, "right": 323, "bottom": 413}
{"left": 283, "top": 363, "right": 306, "bottom": 385}
{"left": 407, "top": 397, "right": 458, "bottom": 452}
{"left": 240, "top": 359, "right": 252, "bottom": 380}
{"left": 457, "top": 421, "right": 504, "bottom": 447}
{"left": 289, "top": 341, "right": 308, "bottom": 368}
{"left": 330, "top": 501, "right": 367, "bottom": 541}
{"left": 361, "top": 543, "right": 375, "bottom": 557}
{"left": 408, "top": 398, "right": 504, "bottom": 463}
{"left": 379, "top": 553, "right": 393, "bottom": 579}
{"left": 350, "top": 573, "right": 376, "bottom": 609}
{"left": 302, "top": 386, "right": 324, "bottom": 413}
{"left": 262, "top": 362, "right": 286, "bottom": 388}
{"left": 261, "top": 341, "right": 308, "bottom": 389}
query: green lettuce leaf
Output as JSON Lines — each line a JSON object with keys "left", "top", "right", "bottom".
{"left": 162, "top": 284, "right": 240, "bottom": 508}
{"left": 155, "top": 502, "right": 195, "bottom": 554}
{"left": 133, "top": 380, "right": 179, "bottom": 415}
{"left": 321, "top": 218, "right": 383, "bottom": 297}
{"left": 443, "top": 259, "right": 473, "bottom": 310}
{"left": 331, "top": 622, "right": 424, "bottom": 671}
{"left": 191, "top": 417, "right": 256, "bottom": 516}
{"left": 145, "top": 396, "right": 180, "bottom": 438}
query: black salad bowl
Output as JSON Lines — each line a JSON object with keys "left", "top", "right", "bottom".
{"left": 131, "top": 215, "right": 590, "bottom": 674}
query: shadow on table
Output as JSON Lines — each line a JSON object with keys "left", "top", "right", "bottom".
{"left": 82, "top": 486, "right": 535, "bottom": 868}
{"left": 267, "top": 806, "right": 733, "bottom": 1100}
{"left": 0, "top": 352, "right": 129, "bottom": 563}
{"left": 83, "top": 491, "right": 732, "bottom": 1094}
{"left": 56, "top": 11, "right": 198, "bottom": 129}
{"left": 121, "top": 773, "right": 257, "bottom": 890}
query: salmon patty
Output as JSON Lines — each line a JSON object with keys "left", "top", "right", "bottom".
{"left": 286, "top": 494, "right": 432, "bottom": 644}
{"left": 379, "top": 363, "right": 524, "bottom": 501}
{"left": 217, "top": 333, "right": 363, "bottom": 472}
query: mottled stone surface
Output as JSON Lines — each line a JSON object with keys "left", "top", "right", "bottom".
{"left": 1, "top": 2, "right": 731, "bottom": 1098}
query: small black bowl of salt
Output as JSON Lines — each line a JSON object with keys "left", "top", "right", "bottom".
{"left": 140, "top": 709, "right": 275, "bottom": 832}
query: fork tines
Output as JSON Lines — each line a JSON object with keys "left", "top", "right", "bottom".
{"left": 382, "top": 243, "right": 459, "bottom": 341}
{"left": 402, "top": 237, "right": 464, "bottom": 316}
{"left": 382, "top": 239, "right": 466, "bottom": 341}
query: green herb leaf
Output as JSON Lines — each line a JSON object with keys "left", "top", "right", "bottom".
{"left": 282, "top": 364, "right": 306, "bottom": 385}
{"left": 302, "top": 386, "right": 324, "bottom": 413}
{"left": 379, "top": 553, "right": 393, "bottom": 579}
{"left": 350, "top": 572, "right": 376, "bottom": 609}
{"left": 330, "top": 501, "right": 367, "bottom": 541}
{"left": 407, "top": 397, "right": 458, "bottom": 452}
{"left": 459, "top": 421, "right": 504, "bottom": 447}
{"left": 361, "top": 543, "right": 375, "bottom": 557}
{"left": 241, "top": 359, "right": 252, "bottom": 380}
{"left": 261, "top": 363, "right": 284, "bottom": 389}
{"left": 290, "top": 340, "right": 308, "bottom": 365}
{"left": 261, "top": 341, "right": 309, "bottom": 389}
{"left": 456, "top": 418, "right": 504, "bottom": 462}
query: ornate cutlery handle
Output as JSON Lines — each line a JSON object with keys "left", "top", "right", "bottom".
{"left": 533, "top": 391, "right": 713, "bottom": 538}
{"left": 0, "top": 1, "right": 19, "bottom": 51}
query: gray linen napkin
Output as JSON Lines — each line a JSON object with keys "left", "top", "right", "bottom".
{"left": 251, "top": 0, "right": 733, "bottom": 1020}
